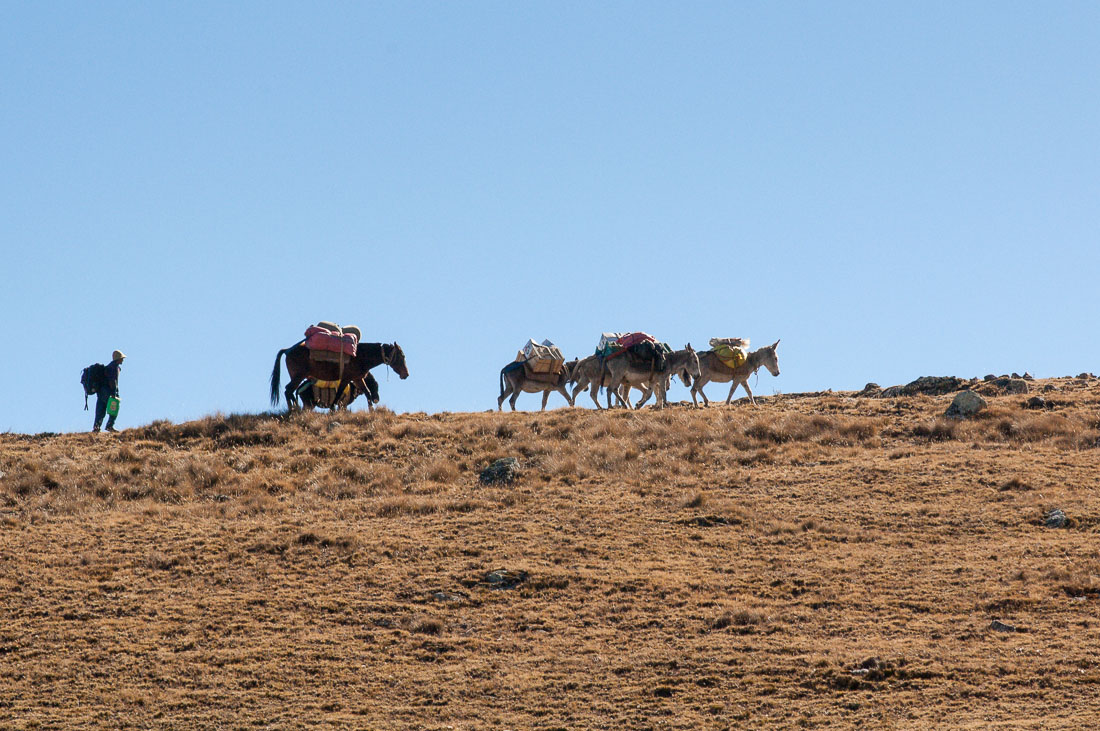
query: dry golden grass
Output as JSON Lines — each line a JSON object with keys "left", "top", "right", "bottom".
{"left": 2, "top": 378, "right": 1100, "bottom": 728}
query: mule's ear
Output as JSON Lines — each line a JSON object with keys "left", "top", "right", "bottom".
{"left": 772, "top": 339, "right": 780, "bottom": 349}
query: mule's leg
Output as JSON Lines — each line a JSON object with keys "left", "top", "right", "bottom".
{"left": 741, "top": 379, "right": 756, "bottom": 406}
{"left": 498, "top": 378, "right": 513, "bottom": 411}
{"left": 285, "top": 378, "right": 304, "bottom": 412}
{"left": 691, "top": 376, "right": 711, "bottom": 408}
{"left": 589, "top": 382, "right": 603, "bottom": 409}
{"left": 607, "top": 374, "right": 629, "bottom": 410}
{"left": 571, "top": 378, "right": 587, "bottom": 405}
{"left": 557, "top": 384, "right": 574, "bottom": 407}
{"left": 726, "top": 380, "right": 743, "bottom": 405}
{"left": 635, "top": 384, "right": 653, "bottom": 409}
{"left": 541, "top": 389, "right": 550, "bottom": 411}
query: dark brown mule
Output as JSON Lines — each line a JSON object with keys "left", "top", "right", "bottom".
{"left": 270, "top": 341, "right": 409, "bottom": 411}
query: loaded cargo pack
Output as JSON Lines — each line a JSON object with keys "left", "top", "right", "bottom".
{"left": 517, "top": 339, "right": 565, "bottom": 375}
{"left": 710, "top": 337, "right": 749, "bottom": 370}
{"left": 305, "top": 323, "right": 359, "bottom": 364}
{"left": 595, "top": 332, "right": 659, "bottom": 361}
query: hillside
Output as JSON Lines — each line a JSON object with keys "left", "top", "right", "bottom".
{"left": 2, "top": 377, "right": 1100, "bottom": 729}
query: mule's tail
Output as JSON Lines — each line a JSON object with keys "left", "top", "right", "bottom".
{"left": 499, "top": 367, "right": 508, "bottom": 398}
{"left": 270, "top": 348, "right": 287, "bottom": 406}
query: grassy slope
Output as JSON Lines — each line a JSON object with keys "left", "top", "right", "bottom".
{"left": 2, "top": 378, "right": 1099, "bottom": 729}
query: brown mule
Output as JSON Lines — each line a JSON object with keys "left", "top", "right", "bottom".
{"left": 271, "top": 341, "right": 408, "bottom": 411}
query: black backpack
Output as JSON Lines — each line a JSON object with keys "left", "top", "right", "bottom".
{"left": 80, "top": 363, "right": 106, "bottom": 410}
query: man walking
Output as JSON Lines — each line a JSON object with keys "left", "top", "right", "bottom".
{"left": 93, "top": 350, "right": 125, "bottom": 433}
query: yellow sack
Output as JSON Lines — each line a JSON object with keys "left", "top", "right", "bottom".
{"left": 714, "top": 344, "right": 746, "bottom": 369}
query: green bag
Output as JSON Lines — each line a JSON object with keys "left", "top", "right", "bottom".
{"left": 106, "top": 396, "right": 120, "bottom": 417}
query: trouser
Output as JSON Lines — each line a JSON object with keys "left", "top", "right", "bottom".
{"left": 93, "top": 387, "right": 117, "bottom": 430}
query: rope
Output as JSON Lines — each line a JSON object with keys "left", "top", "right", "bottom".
{"left": 381, "top": 343, "right": 392, "bottom": 381}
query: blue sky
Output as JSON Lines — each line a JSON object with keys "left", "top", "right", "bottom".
{"left": 3, "top": 2, "right": 1098, "bottom": 433}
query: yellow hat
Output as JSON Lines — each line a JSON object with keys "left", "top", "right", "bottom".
{"left": 112, "top": 350, "right": 126, "bottom": 362}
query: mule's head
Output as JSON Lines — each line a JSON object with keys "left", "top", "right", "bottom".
{"left": 386, "top": 342, "right": 410, "bottom": 379}
{"left": 762, "top": 339, "right": 781, "bottom": 377}
{"left": 684, "top": 343, "right": 701, "bottom": 379}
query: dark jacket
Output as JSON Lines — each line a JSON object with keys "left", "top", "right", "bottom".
{"left": 105, "top": 361, "right": 121, "bottom": 396}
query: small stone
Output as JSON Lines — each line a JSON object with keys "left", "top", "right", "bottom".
{"left": 990, "top": 620, "right": 1016, "bottom": 632}
{"left": 1011, "top": 372, "right": 1021, "bottom": 379}
{"left": 945, "top": 391, "right": 987, "bottom": 419}
{"left": 479, "top": 457, "right": 521, "bottom": 485}
{"left": 1023, "top": 372, "right": 1034, "bottom": 380}
{"left": 1042, "top": 385, "right": 1056, "bottom": 393}
{"left": 483, "top": 569, "right": 528, "bottom": 589}
{"left": 1024, "top": 396, "right": 1047, "bottom": 410}
{"left": 1004, "top": 379, "right": 1029, "bottom": 395}
{"left": 431, "top": 591, "right": 468, "bottom": 603}
{"left": 1045, "top": 509, "right": 1067, "bottom": 529}
{"left": 1078, "top": 373, "right": 1094, "bottom": 380}
{"left": 984, "top": 374, "right": 996, "bottom": 382}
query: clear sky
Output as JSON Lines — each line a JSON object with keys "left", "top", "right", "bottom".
{"left": 3, "top": 2, "right": 1098, "bottom": 433}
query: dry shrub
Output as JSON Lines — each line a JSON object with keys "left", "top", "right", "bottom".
{"left": 711, "top": 608, "right": 767, "bottom": 631}
{"left": 374, "top": 496, "right": 440, "bottom": 517}
{"left": 911, "top": 419, "right": 958, "bottom": 441}
{"left": 444, "top": 499, "right": 485, "bottom": 513}
{"left": 393, "top": 421, "right": 446, "bottom": 440}
{"left": 587, "top": 442, "right": 630, "bottom": 472}
{"left": 765, "top": 521, "right": 799, "bottom": 536}
{"left": 1045, "top": 563, "right": 1100, "bottom": 598}
{"left": 144, "top": 551, "right": 178, "bottom": 570}
{"left": 331, "top": 460, "right": 370, "bottom": 483}
{"left": 185, "top": 458, "right": 229, "bottom": 490}
{"left": 684, "top": 491, "right": 708, "bottom": 509}
{"left": 1017, "top": 413, "right": 1087, "bottom": 443}
{"left": 5, "top": 468, "right": 60, "bottom": 498}
{"left": 737, "top": 448, "right": 776, "bottom": 466}
{"left": 375, "top": 438, "right": 401, "bottom": 454}
{"left": 424, "top": 459, "right": 460, "bottom": 484}
{"left": 285, "top": 454, "right": 320, "bottom": 475}
{"left": 368, "top": 464, "right": 403, "bottom": 494}
{"left": 236, "top": 491, "right": 281, "bottom": 515}
{"left": 741, "top": 414, "right": 880, "bottom": 446}
{"left": 543, "top": 454, "right": 586, "bottom": 482}
{"left": 295, "top": 531, "right": 358, "bottom": 552}
{"left": 315, "top": 475, "right": 367, "bottom": 501}
{"left": 410, "top": 617, "right": 445, "bottom": 635}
